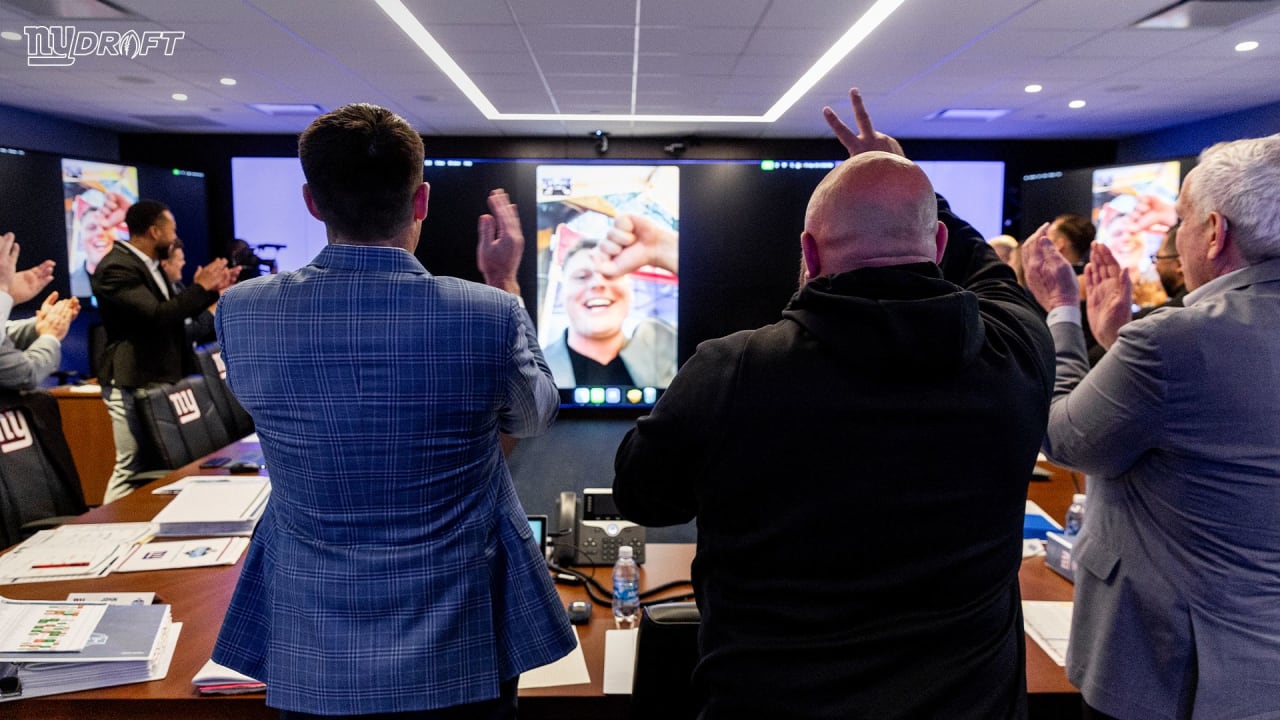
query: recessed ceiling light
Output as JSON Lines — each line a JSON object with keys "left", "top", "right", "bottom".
{"left": 1024, "top": 84, "right": 1043, "bottom": 93}
{"left": 1068, "top": 99, "right": 1087, "bottom": 109}
{"left": 220, "top": 77, "right": 237, "bottom": 86}
{"left": 928, "top": 108, "right": 1011, "bottom": 121}
{"left": 1235, "top": 40, "right": 1259, "bottom": 52}
{"left": 249, "top": 103, "right": 325, "bottom": 116}
{"left": 172, "top": 93, "right": 188, "bottom": 101}
{"left": 0, "top": 31, "right": 22, "bottom": 41}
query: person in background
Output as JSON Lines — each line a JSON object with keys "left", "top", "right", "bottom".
{"left": 612, "top": 88, "right": 1053, "bottom": 719}
{"left": 160, "top": 236, "right": 217, "bottom": 345}
{"left": 1022, "top": 132, "right": 1280, "bottom": 719}
{"left": 91, "top": 200, "right": 238, "bottom": 502}
{"left": 211, "top": 103, "right": 574, "bottom": 719}
{"left": 228, "top": 238, "right": 265, "bottom": 282}
{"left": 1048, "top": 214, "right": 1093, "bottom": 273}
{"left": 989, "top": 234, "right": 1018, "bottom": 265}
{"left": 0, "top": 232, "right": 80, "bottom": 390}
{"left": 1149, "top": 224, "right": 1186, "bottom": 308}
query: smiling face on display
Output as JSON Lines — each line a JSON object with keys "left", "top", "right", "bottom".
{"left": 562, "top": 247, "right": 632, "bottom": 342}
{"left": 80, "top": 209, "right": 116, "bottom": 271}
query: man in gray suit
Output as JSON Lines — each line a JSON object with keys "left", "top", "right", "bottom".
{"left": 1023, "top": 133, "right": 1280, "bottom": 719}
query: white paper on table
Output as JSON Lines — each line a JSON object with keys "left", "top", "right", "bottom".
{"left": 241, "top": 433, "right": 260, "bottom": 443}
{"left": 518, "top": 628, "right": 589, "bottom": 689}
{"left": 152, "top": 476, "right": 266, "bottom": 495}
{"left": 0, "top": 524, "right": 153, "bottom": 584}
{"left": 116, "top": 537, "right": 250, "bottom": 572}
{"left": 1023, "top": 600, "right": 1073, "bottom": 666}
{"left": 66, "top": 383, "right": 101, "bottom": 394}
{"left": 602, "top": 627, "right": 638, "bottom": 694}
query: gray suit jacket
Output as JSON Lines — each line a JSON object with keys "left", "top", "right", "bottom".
{"left": 1045, "top": 257, "right": 1280, "bottom": 719}
{"left": 0, "top": 293, "right": 61, "bottom": 391}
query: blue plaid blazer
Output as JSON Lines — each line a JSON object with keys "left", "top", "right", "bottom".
{"left": 211, "top": 244, "right": 574, "bottom": 714}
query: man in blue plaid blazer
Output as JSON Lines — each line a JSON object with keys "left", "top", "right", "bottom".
{"left": 212, "top": 104, "right": 575, "bottom": 718}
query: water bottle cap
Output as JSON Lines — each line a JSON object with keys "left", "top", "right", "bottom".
{"left": 617, "top": 545, "right": 634, "bottom": 559}
{"left": 1072, "top": 493, "right": 1087, "bottom": 504}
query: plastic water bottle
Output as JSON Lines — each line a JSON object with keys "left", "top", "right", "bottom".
{"left": 1064, "top": 493, "right": 1087, "bottom": 539}
{"left": 612, "top": 545, "right": 640, "bottom": 628}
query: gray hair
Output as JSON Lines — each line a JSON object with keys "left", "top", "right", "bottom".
{"left": 1188, "top": 133, "right": 1280, "bottom": 263}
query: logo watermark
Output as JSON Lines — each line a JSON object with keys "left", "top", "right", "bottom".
{"left": 24, "top": 25, "right": 184, "bottom": 67}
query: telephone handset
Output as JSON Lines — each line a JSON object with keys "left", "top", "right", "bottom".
{"left": 555, "top": 491, "right": 578, "bottom": 567}
{"left": 554, "top": 488, "right": 645, "bottom": 566}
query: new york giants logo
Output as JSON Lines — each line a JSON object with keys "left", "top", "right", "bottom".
{"left": 0, "top": 410, "right": 34, "bottom": 453}
{"left": 169, "top": 388, "right": 201, "bottom": 424}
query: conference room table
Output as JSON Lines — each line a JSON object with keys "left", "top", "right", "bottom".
{"left": 3, "top": 439, "right": 1079, "bottom": 719}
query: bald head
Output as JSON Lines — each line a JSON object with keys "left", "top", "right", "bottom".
{"left": 802, "top": 152, "right": 944, "bottom": 278}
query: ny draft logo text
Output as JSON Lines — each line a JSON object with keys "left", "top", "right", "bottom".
{"left": 169, "top": 389, "right": 201, "bottom": 424}
{"left": 0, "top": 410, "right": 34, "bottom": 453}
{"left": 24, "top": 25, "right": 184, "bottom": 67}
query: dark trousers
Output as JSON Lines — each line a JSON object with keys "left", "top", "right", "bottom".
{"left": 278, "top": 677, "right": 518, "bottom": 720}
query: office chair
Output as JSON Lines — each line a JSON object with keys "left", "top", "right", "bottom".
{"left": 631, "top": 601, "right": 701, "bottom": 720}
{"left": 132, "top": 376, "right": 231, "bottom": 472}
{"left": 0, "top": 390, "right": 89, "bottom": 547}
{"left": 194, "top": 342, "right": 254, "bottom": 440}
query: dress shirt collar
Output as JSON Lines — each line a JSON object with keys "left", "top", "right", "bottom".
{"left": 1184, "top": 257, "right": 1280, "bottom": 307}
{"left": 311, "top": 243, "right": 429, "bottom": 275}
{"left": 119, "top": 240, "right": 170, "bottom": 299}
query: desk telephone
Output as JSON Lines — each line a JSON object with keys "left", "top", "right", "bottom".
{"left": 554, "top": 488, "right": 645, "bottom": 566}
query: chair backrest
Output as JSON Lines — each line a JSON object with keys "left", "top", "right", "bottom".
{"left": 631, "top": 601, "right": 701, "bottom": 720}
{"left": 133, "top": 376, "right": 231, "bottom": 469}
{"left": 0, "top": 390, "right": 88, "bottom": 548}
{"left": 193, "top": 343, "right": 254, "bottom": 440}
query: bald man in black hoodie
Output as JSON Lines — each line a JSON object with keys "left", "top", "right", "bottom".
{"left": 612, "top": 89, "right": 1054, "bottom": 720}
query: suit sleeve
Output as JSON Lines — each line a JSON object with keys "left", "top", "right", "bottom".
{"left": 936, "top": 194, "right": 1055, "bottom": 393}
{"left": 498, "top": 299, "right": 558, "bottom": 438}
{"left": 91, "top": 255, "right": 219, "bottom": 326}
{"left": 0, "top": 295, "right": 61, "bottom": 391}
{"left": 612, "top": 335, "right": 742, "bottom": 527}
{"left": 1042, "top": 316, "right": 1165, "bottom": 477}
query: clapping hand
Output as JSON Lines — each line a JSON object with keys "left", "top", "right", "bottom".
{"left": 1021, "top": 223, "right": 1081, "bottom": 312}
{"left": 1083, "top": 243, "right": 1133, "bottom": 350}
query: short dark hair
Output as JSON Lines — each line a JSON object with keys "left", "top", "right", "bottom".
{"left": 1052, "top": 214, "right": 1095, "bottom": 262}
{"left": 298, "top": 103, "right": 424, "bottom": 242}
{"left": 125, "top": 199, "right": 170, "bottom": 237}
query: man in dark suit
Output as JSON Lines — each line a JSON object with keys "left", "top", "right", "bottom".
{"left": 91, "top": 200, "right": 237, "bottom": 501}
{"left": 612, "top": 89, "right": 1054, "bottom": 719}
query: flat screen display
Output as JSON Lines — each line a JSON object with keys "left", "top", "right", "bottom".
{"left": 60, "top": 158, "right": 137, "bottom": 298}
{"left": 1092, "top": 161, "right": 1181, "bottom": 307}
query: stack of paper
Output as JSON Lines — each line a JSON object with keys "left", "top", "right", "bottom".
{"left": 151, "top": 478, "right": 270, "bottom": 536}
{"left": 0, "top": 599, "right": 180, "bottom": 701}
{"left": 0, "top": 524, "right": 154, "bottom": 585}
{"left": 1023, "top": 600, "right": 1073, "bottom": 666}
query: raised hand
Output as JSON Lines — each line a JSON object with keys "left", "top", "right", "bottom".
{"left": 9, "top": 259, "right": 57, "bottom": 304}
{"left": 823, "top": 87, "right": 905, "bottom": 158}
{"left": 1083, "top": 242, "right": 1133, "bottom": 350}
{"left": 0, "top": 232, "right": 17, "bottom": 296}
{"left": 476, "top": 188, "right": 523, "bottom": 294}
{"left": 594, "top": 214, "right": 679, "bottom": 278}
{"left": 35, "top": 292, "right": 79, "bottom": 341}
{"left": 1021, "top": 223, "right": 1081, "bottom": 312}
{"left": 193, "top": 257, "right": 239, "bottom": 293}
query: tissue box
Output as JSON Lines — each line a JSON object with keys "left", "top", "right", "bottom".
{"left": 1044, "top": 531, "right": 1076, "bottom": 583}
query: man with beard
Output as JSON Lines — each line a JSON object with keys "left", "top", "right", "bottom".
{"left": 91, "top": 199, "right": 238, "bottom": 501}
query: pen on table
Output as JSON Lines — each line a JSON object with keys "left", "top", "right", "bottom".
{"left": 30, "top": 562, "right": 91, "bottom": 569}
